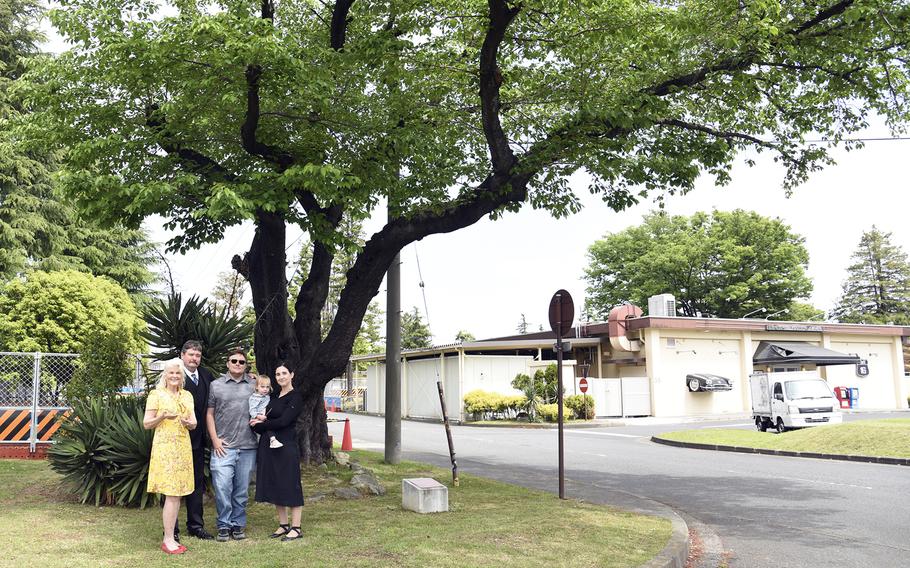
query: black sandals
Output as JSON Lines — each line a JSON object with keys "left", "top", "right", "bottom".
{"left": 270, "top": 524, "right": 290, "bottom": 539}
{"left": 281, "top": 526, "right": 302, "bottom": 542}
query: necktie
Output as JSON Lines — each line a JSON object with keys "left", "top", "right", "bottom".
{"left": 190, "top": 372, "right": 198, "bottom": 385}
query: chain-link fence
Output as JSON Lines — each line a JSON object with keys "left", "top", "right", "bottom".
{"left": 325, "top": 375, "right": 367, "bottom": 412}
{"left": 3, "top": 351, "right": 365, "bottom": 451}
{"left": 0, "top": 352, "right": 156, "bottom": 451}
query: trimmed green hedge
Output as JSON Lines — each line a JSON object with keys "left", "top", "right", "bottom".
{"left": 464, "top": 390, "right": 527, "bottom": 421}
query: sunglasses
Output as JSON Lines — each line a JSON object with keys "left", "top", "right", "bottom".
{"left": 229, "top": 358, "right": 247, "bottom": 365}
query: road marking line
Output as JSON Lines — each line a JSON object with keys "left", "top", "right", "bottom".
{"left": 725, "top": 469, "right": 873, "bottom": 490}
{"left": 701, "top": 423, "right": 752, "bottom": 428}
{"left": 563, "top": 430, "right": 641, "bottom": 438}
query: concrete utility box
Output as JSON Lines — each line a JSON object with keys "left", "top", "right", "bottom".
{"left": 401, "top": 478, "right": 448, "bottom": 513}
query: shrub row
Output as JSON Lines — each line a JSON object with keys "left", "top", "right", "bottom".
{"left": 463, "top": 390, "right": 528, "bottom": 421}
{"left": 536, "top": 397, "right": 594, "bottom": 422}
{"left": 464, "top": 391, "right": 597, "bottom": 422}
{"left": 565, "top": 394, "right": 596, "bottom": 420}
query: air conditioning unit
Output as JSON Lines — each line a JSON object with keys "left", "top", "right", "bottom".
{"left": 648, "top": 294, "right": 677, "bottom": 317}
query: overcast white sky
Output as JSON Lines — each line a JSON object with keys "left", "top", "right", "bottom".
{"left": 40, "top": 15, "right": 910, "bottom": 345}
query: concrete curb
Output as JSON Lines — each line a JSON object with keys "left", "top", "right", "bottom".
{"left": 650, "top": 436, "right": 910, "bottom": 466}
{"left": 640, "top": 508, "right": 689, "bottom": 568}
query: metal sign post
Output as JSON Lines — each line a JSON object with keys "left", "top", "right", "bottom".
{"left": 548, "top": 289, "right": 574, "bottom": 500}
{"left": 579, "top": 362, "right": 590, "bottom": 421}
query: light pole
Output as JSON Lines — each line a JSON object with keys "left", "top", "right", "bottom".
{"left": 740, "top": 307, "right": 767, "bottom": 319}
{"left": 765, "top": 308, "right": 790, "bottom": 320}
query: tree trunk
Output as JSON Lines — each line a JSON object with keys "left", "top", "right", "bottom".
{"left": 297, "top": 388, "right": 331, "bottom": 464}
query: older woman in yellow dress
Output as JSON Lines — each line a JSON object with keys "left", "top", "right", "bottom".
{"left": 143, "top": 358, "right": 197, "bottom": 555}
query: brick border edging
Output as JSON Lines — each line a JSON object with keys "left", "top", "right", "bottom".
{"left": 640, "top": 509, "right": 689, "bottom": 568}
{"left": 650, "top": 436, "right": 910, "bottom": 466}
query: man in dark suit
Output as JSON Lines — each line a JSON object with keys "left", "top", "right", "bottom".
{"left": 180, "top": 340, "right": 215, "bottom": 540}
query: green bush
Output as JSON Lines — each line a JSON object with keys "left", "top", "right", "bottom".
{"left": 565, "top": 395, "right": 595, "bottom": 419}
{"left": 66, "top": 327, "right": 136, "bottom": 402}
{"left": 463, "top": 390, "right": 528, "bottom": 421}
{"left": 537, "top": 403, "right": 566, "bottom": 422}
{"left": 464, "top": 389, "right": 494, "bottom": 418}
{"left": 48, "top": 396, "right": 158, "bottom": 508}
{"left": 0, "top": 270, "right": 145, "bottom": 354}
{"left": 511, "top": 365, "right": 561, "bottom": 405}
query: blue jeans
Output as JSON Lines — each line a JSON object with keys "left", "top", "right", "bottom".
{"left": 209, "top": 448, "right": 256, "bottom": 530}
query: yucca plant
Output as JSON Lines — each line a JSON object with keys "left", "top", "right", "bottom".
{"left": 49, "top": 395, "right": 212, "bottom": 509}
{"left": 49, "top": 396, "right": 161, "bottom": 508}
{"left": 47, "top": 397, "right": 116, "bottom": 506}
{"left": 99, "top": 397, "right": 158, "bottom": 508}
{"left": 142, "top": 292, "right": 253, "bottom": 370}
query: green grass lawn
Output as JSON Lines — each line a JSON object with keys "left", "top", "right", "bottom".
{"left": 656, "top": 419, "right": 910, "bottom": 459}
{"left": 0, "top": 450, "right": 670, "bottom": 568}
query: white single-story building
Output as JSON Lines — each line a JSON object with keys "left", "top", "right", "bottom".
{"left": 355, "top": 305, "right": 910, "bottom": 421}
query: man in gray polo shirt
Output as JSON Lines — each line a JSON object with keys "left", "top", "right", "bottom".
{"left": 206, "top": 347, "right": 257, "bottom": 542}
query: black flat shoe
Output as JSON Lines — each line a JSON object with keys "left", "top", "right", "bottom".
{"left": 270, "top": 524, "right": 290, "bottom": 539}
{"left": 281, "top": 527, "right": 301, "bottom": 542}
{"left": 190, "top": 528, "right": 215, "bottom": 540}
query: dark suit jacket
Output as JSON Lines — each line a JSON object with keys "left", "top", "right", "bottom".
{"left": 184, "top": 366, "right": 214, "bottom": 450}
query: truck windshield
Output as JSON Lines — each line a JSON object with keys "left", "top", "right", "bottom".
{"left": 785, "top": 380, "right": 833, "bottom": 400}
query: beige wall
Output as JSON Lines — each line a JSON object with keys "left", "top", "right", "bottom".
{"left": 646, "top": 331, "right": 745, "bottom": 416}
{"left": 638, "top": 328, "right": 907, "bottom": 417}
{"left": 825, "top": 336, "right": 902, "bottom": 409}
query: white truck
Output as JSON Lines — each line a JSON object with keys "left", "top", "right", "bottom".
{"left": 750, "top": 371, "right": 842, "bottom": 433}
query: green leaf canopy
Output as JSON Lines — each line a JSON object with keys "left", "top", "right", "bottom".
{"left": 583, "top": 210, "right": 812, "bottom": 319}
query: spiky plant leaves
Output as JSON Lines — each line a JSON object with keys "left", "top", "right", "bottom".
{"left": 47, "top": 397, "right": 114, "bottom": 506}
{"left": 142, "top": 292, "right": 252, "bottom": 371}
{"left": 49, "top": 396, "right": 161, "bottom": 508}
{"left": 98, "top": 396, "right": 158, "bottom": 508}
{"left": 141, "top": 292, "right": 205, "bottom": 360}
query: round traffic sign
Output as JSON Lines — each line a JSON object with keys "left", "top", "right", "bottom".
{"left": 579, "top": 378, "right": 589, "bottom": 394}
{"left": 548, "top": 289, "right": 575, "bottom": 337}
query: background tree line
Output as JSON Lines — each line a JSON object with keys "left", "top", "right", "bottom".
{"left": 583, "top": 211, "right": 910, "bottom": 326}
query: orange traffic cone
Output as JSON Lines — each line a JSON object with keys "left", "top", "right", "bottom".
{"left": 341, "top": 418, "right": 353, "bottom": 451}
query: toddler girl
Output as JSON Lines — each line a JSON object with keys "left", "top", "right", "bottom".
{"left": 249, "top": 374, "right": 283, "bottom": 448}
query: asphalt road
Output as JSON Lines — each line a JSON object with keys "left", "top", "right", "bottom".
{"left": 329, "top": 412, "right": 910, "bottom": 568}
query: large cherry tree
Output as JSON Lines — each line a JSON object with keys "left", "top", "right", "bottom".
{"left": 25, "top": 0, "right": 910, "bottom": 461}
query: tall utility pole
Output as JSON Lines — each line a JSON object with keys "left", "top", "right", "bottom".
{"left": 384, "top": 251, "right": 401, "bottom": 464}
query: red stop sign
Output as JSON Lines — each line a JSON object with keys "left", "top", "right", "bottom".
{"left": 579, "top": 378, "right": 589, "bottom": 393}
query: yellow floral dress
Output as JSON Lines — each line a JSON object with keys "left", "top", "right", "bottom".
{"left": 146, "top": 388, "right": 194, "bottom": 496}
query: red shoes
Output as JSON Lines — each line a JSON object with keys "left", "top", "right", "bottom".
{"left": 161, "top": 542, "right": 187, "bottom": 555}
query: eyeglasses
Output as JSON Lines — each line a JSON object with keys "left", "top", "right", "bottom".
{"left": 229, "top": 358, "right": 246, "bottom": 365}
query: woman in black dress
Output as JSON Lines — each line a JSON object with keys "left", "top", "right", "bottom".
{"left": 250, "top": 363, "right": 304, "bottom": 542}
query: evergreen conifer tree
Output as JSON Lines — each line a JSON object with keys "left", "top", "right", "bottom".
{"left": 832, "top": 227, "right": 910, "bottom": 324}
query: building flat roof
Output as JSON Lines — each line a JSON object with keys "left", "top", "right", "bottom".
{"left": 621, "top": 316, "right": 910, "bottom": 337}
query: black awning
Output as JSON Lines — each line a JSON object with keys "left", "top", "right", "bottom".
{"left": 752, "top": 341, "right": 861, "bottom": 366}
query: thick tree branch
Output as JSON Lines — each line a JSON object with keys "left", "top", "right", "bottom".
{"left": 330, "top": 0, "right": 355, "bottom": 50}
{"left": 241, "top": 64, "right": 295, "bottom": 170}
{"left": 145, "top": 104, "right": 237, "bottom": 183}
{"left": 480, "top": 0, "right": 521, "bottom": 174}
{"left": 307, "top": 173, "right": 529, "bottom": 392}
{"left": 293, "top": 241, "right": 333, "bottom": 367}
{"left": 792, "top": 0, "right": 854, "bottom": 35}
